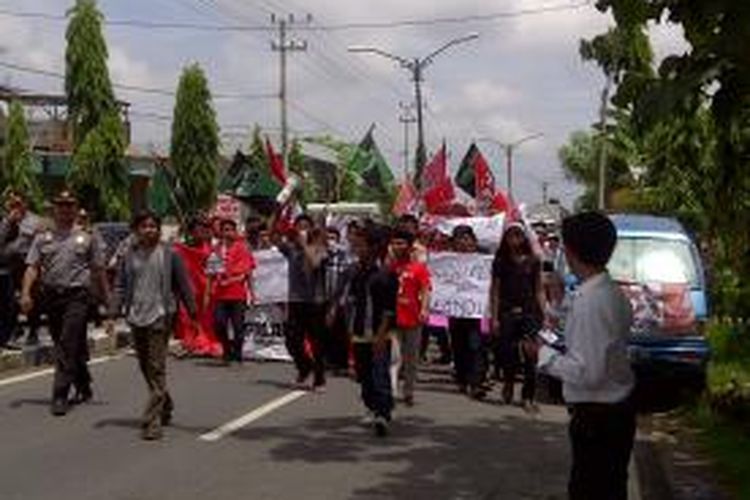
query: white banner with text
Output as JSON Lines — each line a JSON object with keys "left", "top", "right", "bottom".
{"left": 427, "top": 252, "right": 494, "bottom": 319}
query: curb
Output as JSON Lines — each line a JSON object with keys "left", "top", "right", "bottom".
{"left": 0, "top": 326, "right": 132, "bottom": 375}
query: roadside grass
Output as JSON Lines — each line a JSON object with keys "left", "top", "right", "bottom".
{"left": 685, "top": 400, "right": 750, "bottom": 500}
{"left": 682, "top": 321, "right": 750, "bottom": 499}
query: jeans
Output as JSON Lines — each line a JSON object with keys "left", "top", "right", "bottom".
{"left": 286, "top": 302, "right": 327, "bottom": 386}
{"left": 448, "top": 318, "right": 483, "bottom": 388}
{"left": 132, "top": 325, "right": 173, "bottom": 431}
{"left": 44, "top": 287, "right": 91, "bottom": 402}
{"left": 569, "top": 398, "right": 636, "bottom": 500}
{"left": 353, "top": 341, "right": 393, "bottom": 420}
{"left": 214, "top": 300, "right": 247, "bottom": 362}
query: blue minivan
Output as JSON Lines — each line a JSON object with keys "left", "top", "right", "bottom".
{"left": 609, "top": 214, "right": 710, "bottom": 399}
{"left": 556, "top": 214, "right": 710, "bottom": 405}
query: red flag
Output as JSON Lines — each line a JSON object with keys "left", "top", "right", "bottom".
{"left": 422, "top": 142, "right": 448, "bottom": 190}
{"left": 491, "top": 188, "right": 514, "bottom": 215}
{"left": 474, "top": 151, "right": 496, "bottom": 213}
{"left": 265, "top": 137, "right": 287, "bottom": 185}
{"left": 422, "top": 143, "right": 455, "bottom": 213}
{"left": 424, "top": 178, "right": 456, "bottom": 213}
{"left": 392, "top": 181, "right": 418, "bottom": 216}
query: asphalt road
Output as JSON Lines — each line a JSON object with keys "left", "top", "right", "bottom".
{"left": 0, "top": 354, "right": 574, "bottom": 500}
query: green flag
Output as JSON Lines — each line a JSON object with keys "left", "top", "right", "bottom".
{"left": 348, "top": 126, "right": 394, "bottom": 193}
{"left": 454, "top": 143, "right": 481, "bottom": 197}
{"left": 228, "top": 150, "right": 282, "bottom": 200}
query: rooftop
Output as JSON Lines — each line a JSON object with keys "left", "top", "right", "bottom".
{"left": 609, "top": 213, "right": 688, "bottom": 236}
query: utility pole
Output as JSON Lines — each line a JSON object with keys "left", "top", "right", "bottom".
{"left": 398, "top": 102, "right": 417, "bottom": 180}
{"left": 349, "top": 33, "right": 478, "bottom": 191}
{"left": 271, "top": 13, "right": 309, "bottom": 166}
{"left": 597, "top": 74, "right": 613, "bottom": 211}
{"left": 542, "top": 181, "right": 549, "bottom": 205}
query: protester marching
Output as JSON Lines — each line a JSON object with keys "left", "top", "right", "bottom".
{"left": 0, "top": 130, "right": 710, "bottom": 498}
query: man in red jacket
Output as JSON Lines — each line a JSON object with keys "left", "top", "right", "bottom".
{"left": 212, "top": 218, "right": 255, "bottom": 364}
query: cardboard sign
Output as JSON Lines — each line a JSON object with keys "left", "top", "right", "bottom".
{"left": 423, "top": 214, "right": 506, "bottom": 250}
{"left": 428, "top": 252, "right": 494, "bottom": 319}
{"left": 243, "top": 304, "right": 291, "bottom": 361}
{"left": 252, "top": 249, "right": 289, "bottom": 305}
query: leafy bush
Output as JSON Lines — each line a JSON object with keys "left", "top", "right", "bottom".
{"left": 705, "top": 322, "right": 750, "bottom": 428}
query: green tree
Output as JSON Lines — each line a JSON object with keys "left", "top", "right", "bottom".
{"left": 586, "top": 0, "right": 750, "bottom": 316}
{"left": 65, "top": 0, "right": 128, "bottom": 220}
{"left": 65, "top": 0, "right": 116, "bottom": 147}
{"left": 288, "top": 138, "right": 319, "bottom": 205}
{"left": 558, "top": 118, "right": 640, "bottom": 211}
{"left": 68, "top": 111, "right": 129, "bottom": 219}
{"left": 170, "top": 64, "right": 220, "bottom": 214}
{"left": 1, "top": 101, "right": 42, "bottom": 209}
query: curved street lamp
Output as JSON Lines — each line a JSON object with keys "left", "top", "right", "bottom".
{"left": 479, "top": 132, "right": 543, "bottom": 200}
{"left": 349, "top": 34, "right": 479, "bottom": 190}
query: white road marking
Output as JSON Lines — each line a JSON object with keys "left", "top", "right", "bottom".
{"left": 0, "top": 354, "right": 125, "bottom": 388}
{"left": 199, "top": 390, "right": 308, "bottom": 442}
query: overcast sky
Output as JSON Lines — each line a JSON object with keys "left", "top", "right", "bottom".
{"left": 0, "top": 0, "right": 687, "bottom": 207}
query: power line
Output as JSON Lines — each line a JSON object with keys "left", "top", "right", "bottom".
{"left": 0, "top": 60, "right": 276, "bottom": 100}
{"left": 0, "top": 2, "right": 591, "bottom": 32}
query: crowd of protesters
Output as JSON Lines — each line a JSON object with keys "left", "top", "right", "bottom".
{"left": 1, "top": 189, "right": 637, "bottom": 498}
{"left": 0, "top": 190, "right": 572, "bottom": 434}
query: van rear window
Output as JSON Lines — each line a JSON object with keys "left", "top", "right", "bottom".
{"left": 608, "top": 237, "right": 700, "bottom": 287}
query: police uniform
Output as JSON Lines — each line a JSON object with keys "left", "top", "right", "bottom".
{"left": 26, "top": 207, "right": 105, "bottom": 412}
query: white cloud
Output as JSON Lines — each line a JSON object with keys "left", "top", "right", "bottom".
{"left": 462, "top": 79, "right": 519, "bottom": 110}
{"left": 3, "top": 0, "right": 693, "bottom": 207}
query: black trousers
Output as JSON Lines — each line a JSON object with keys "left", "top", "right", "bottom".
{"left": 568, "top": 399, "right": 636, "bottom": 500}
{"left": 286, "top": 302, "right": 327, "bottom": 386}
{"left": 325, "top": 308, "right": 350, "bottom": 371}
{"left": 496, "top": 312, "right": 540, "bottom": 401}
{"left": 0, "top": 273, "right": 17, "bottom": 346}
{"left": 44, "top": 287, "right": 91, "bottom": 401}
{"left": 448, "top": 318, "right": 483, "bottom": 388}
{"left": 420, "top": 325, "right": 451, "bottom": 361}
{"left": 353, "top": 341, "right": 393, "bottom": 419}
{"left": 214, "top": 300, "right": 247, "bottom": 362}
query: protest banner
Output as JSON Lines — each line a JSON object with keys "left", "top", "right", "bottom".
{"left": 428, "top": 252, "right": 494, "bottom": 319}
{"left": 252, "top": 249, "right": 289, "bottom": 304}
{"left": 244, "top": 304, "right": 291, "bottom": 362}
{"left": 425, "top": 214, "right": 506, "bottom": 250}
{"left": 245, "top": 249, "right": 291, "bottom": 361}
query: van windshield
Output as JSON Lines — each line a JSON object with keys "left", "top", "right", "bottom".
{"left": 608, "top": 237, "right": 700, "bottom": 288}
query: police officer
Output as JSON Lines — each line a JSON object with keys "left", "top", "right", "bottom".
{"left": 20, "top": 191, "right": 109, "bottom": 416}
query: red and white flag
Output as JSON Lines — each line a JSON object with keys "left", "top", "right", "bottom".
{"left": 392, "top": 181, "right": 418, "bottom": 216}
{"left": 421, "top": 142, "right": 455, "bottom": 213}
{"left": 265, "top": 137, "right": 287, "bottom": 186}
{"left": 474, "top": 152, "right": 496, "bottom": 214}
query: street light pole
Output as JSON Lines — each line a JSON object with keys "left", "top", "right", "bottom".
{"left": 479, "top": 132, "right": 543, "bottom": 200}
{"left": 413, "top": 61, "right": 426, "bottom": 182}
{"left": 349, "top": 33, "right": 478, "bottom": 191}
{"left": 399, "top": 102, "right": 417, "bottom": 180}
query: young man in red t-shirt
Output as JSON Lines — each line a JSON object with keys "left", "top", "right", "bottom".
{"left": 390, "top": 228, "right": 431, "bottom": 406}
{"left": 212, "top": 219, "right": 255, "bottom": 364}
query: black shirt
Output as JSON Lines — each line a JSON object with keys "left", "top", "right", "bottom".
{"left": 347, "top": 263, "right": 398, "bottom": 340}
{"left": 492, "top": 255, "right": 542, "bottom": 320}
